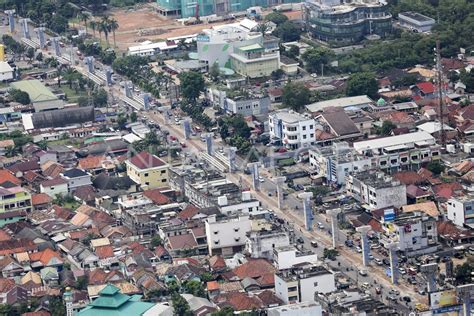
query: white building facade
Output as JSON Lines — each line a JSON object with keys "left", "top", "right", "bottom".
{"left": 447, "top": 195, "right": 474, "bottom": 227}
{"left": 269, "top": 110, "right": 316, "bottom": 149}
{"left": 205, "top": 215, "right": 252, "bottom": 256}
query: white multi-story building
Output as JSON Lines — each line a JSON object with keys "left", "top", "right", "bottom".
{"left": 269, "top": 110, "right": 316, "bottom": 149}
{"left": 205, "top": 214, "right": 252, "bottom": 257}
{"left": 217, "top": 192, "right": 264, "bottom": 217}
{"left": 246, "top": 229, "right": 290, "bottom": 260}
{"left": 273, "top": 246, "right": 318, "bottom": 270}
{"left": 380, "top": 211, "right": 438, "bottom": 255}
{"left": 275, "top": 264, "right": 336, "bottom": 304}
{"left": 309, "top": 143, "right": 372, "bottom": 185}
{"left": 346, "top": 172, "right": 407, "bottom": 209}
{"left": 447, "top": 195, "right": 474, "bottom": 228}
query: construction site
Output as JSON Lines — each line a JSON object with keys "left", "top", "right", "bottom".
{"left": 107, "top": 3, "right": 302, "bottom": 51}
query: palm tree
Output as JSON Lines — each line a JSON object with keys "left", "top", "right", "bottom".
{"left": 109, "top": 18, "right": 119, "bottom": 48}
{"left": 89, "top": 20, "right": 97, "bottom": 38}
{"left": 100, "top": 16, "right": 111, "bottom": 47}
{"left": 79, "top": 12, "right": 90, "bottom": 34}
{"left": 63, "top": 67, "right": 80, "bottom": 89}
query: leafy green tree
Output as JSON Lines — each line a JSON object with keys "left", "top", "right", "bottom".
{"left": 48, "top": 295, "right": 66, "bottom": 316}
{"left": 302, "top": 47, "right": 334, "bottom": 74}
{"left": 323, "top": 248, "right": 339, "bottom": 260}
{"left": 265, "top": 12, "right": 288, "bottom": 25}
{"left": 117, "top": 113, "right": 127, "bottom": 130}
{"left": 130, "top": 112, "right": 138, "bottom": 123}
{"left": 282, "top": 82, "right": 310, "bottom": 111}
{"left": 26, "top": 47, "right": 35, "bottom": 61}
{"left": 455, "top": 262, "right": 473, "bottom": 285}
{"left": 150, "top": 236, "right": 162, "bottom": 249}
{"left": 209, "top": 62, "right": 220, "bottom": 81}
{"left": 172, "top": 293, "right": 192, "bottom": 316}
{"left": 271, "top": 69, "right": 284, "bottom": 81}
{"left": 182, "top": 280, "right": 206, "bottom": 297}
{"left": 36, "top": 52, "right": 43, "bottom": 62}
{"left": 284, "top": 45, "right": 300, "bottom": 59}
{"left": 178, "top": 71, "right": 206, "bottom": 102}
{"left": 274, "top": 21, "right": 301, "bottom": 42}
{"left": 92, "top": 89, "right": 108, "bottom": 107}
{"left": 75, "top": 275, "right": 89, "bottom": 290}
{"left": 63, "top": 67, "right": 82, "bottom": 89}
{"left": 346, "top": 72, "right": 378, "bottom": 99}
{"left": 459, "top": 69, "right": 474, "bottom": 93}
{"left": 427, "top": 161, "right": 445, "bottom": 175}
{"left": 10, "top": 89, "right": 30, "bottom": 105}
{"left": 200, "top": 272, "right": 213, "bottom": 283}
{"left": 377, "top": 120, "right": 396, "bottom": 136}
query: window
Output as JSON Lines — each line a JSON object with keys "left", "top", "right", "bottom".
{"left": 310, "top": 125, "right": 314, "bottom": 129}
{"left": 303, "top": 135, "right": 307, "bottom": 139}
{"left": 310, "top": 133, "right": 314, "bottom": 138}
{"left": 144, "top": 173, "right": 149, "bottom": 177}
{"left": 161, "top": 170, "right": 166, "bottom": 174}
{"left": 145, "top": 182, "right": 150, "bottom": 185}
{"left": 214, "top": 231, "right": 219, "bottom": 234}
{"left": 313, "top": 282, "right": 318, "bottom": 287}
{"left": 162, "top": 179, "right": 167, "bottom": 182}
{"left": 302, "top": 126, "right": 306, "bottom": 131}
{"left": 234, "top": 228, "right": 240, "bottom": 232}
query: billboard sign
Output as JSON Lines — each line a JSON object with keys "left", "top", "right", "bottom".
{"left": 197, "top": 34, "right": 210, "bottom": 42}
{"left": 429, "top": 290, "right": 459, "bottom": 310}
{"left": 383, "top": 208, "right": 396, "bottom": 222}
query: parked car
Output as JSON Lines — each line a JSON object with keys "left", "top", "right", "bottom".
{"left": 403, "top": 296, "right": 412, "bottom": 303}
{"left": 359, "top": 269, "right": 368, "bottom": 276}
{"left": 345, "top": 240, "right": 354, "bottom": 247}
{"left": 355, "top": 246, "right": 362, "bottom": 253}
{"left": 311, "top": 241, "right": 318, "bottom": 248}
{"left": 296, "top": 237, "right": 304, "bottom": 244}
{"left": 374, "top": 258, "right": 383, "bottom": 265}
{"left": 399, "top": 267, "right": 407, "bottom": 275}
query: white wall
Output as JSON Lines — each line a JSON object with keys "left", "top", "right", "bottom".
{"left": 40, "top": 183, "right": 68, "bottom": 197}
{"left": 447, "top": 198, "right": 468, "bottom": 227}
{"left": 275, "top": 249, "right": 318, "bottom": 270}
{"left": 299, "top": 273, "right": 336, "bottom": 302}
{"left": 205, "top": 215, "right": 252, "bottom": 256}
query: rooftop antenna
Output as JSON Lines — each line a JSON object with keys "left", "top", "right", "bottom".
{"left": 434, "top": 39, "right": 446, "bottom": 148}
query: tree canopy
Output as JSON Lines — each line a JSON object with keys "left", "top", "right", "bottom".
{"left": 10, "top": 89, "right": 30, "bottom": 105}
{"left": 301, "top": 47, "right": 334, "bottom": 74}
{"left": 346, "top": 72, "right": 378, "bottom": 99}
{"left": 178, "top": 71, "right": 206, "bottom": 102}
{"left": 282, "top": 82, "right": 311, "bottom": 111}
{"left": 265, "top": 12, "right": 288, "bottom": 25}
{"left": 273, "top": 21, "right": 301, "bottom": 42}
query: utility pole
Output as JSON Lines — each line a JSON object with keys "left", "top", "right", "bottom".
{"left": 435, "top": 40, "right": 446, "bottom": 148}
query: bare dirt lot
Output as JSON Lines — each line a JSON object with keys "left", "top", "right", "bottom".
{"left": 108, "top": 4, "right": 302, "bottom": 51}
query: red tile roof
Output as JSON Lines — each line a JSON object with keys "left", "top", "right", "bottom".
{"left": 29, "top": 248, "right": 62, "bottom": 266}
{"left": 393, "top": 171, "right": 423, "bottom": 185}
{"left": 416, "top": 82, "right": 435, "bottom": 94}
{"left": 129, "top": 151, "right": 166, "bottom": 169}
{"left": 0, "top": 170, "right": 21, "bottom": 186}
{"left": 31, "top": 193, "right": 52, "bottom": 206}
{"left": 406, "top": 185, "right": 430, "bottom": 198}
{"left": 215, "top": 292, "right": 263, "bottom": 311}
{"left": 95, "top": 245, "right": 114, "bottom": 259}
{"left": 143, "top": 189, "right": 170, "bottom": 205}
{"left": 0, "top": 278, "right": 15, "bottom": 293}
{"left": 178, "top": 204, "right": 200, "bottom": 220}
{"left": 232, "top": 259, "right": 276, "bottom": 287}
{"left": 209, "top": 255, "right": 226, "bottom": 270}
{"left": 167, "top": 233, "right": 197, "bottom": 250}
{"left": 78, "top": 155, "right": 106, "bottom": 170}
{"left": 41, "top": 177, "right": 67, "bottom": 187}
{"left": 22, "top": 311, "right": 51, "bottom": 316}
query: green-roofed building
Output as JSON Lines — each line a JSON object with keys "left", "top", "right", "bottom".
{"left": 77, "top": 284, "right": 155, "bottom": 316}
{"left": 230, "top": 43, "right": 280, "bottom": 78}
{"left": 10, "top": 79, "right": 64, "bottom": 112}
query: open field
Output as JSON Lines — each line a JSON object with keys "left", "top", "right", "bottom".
{"left": 104, "top": 4, "right": 302, "bottom": 50}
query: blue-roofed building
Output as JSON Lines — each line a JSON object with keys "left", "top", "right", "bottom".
{"left": 77, "top": 284, "right": 155, "bottom": 316}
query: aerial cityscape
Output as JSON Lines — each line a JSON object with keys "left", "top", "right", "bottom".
{"left": 0, "top": 0, "right": 472, "bottom": 315}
